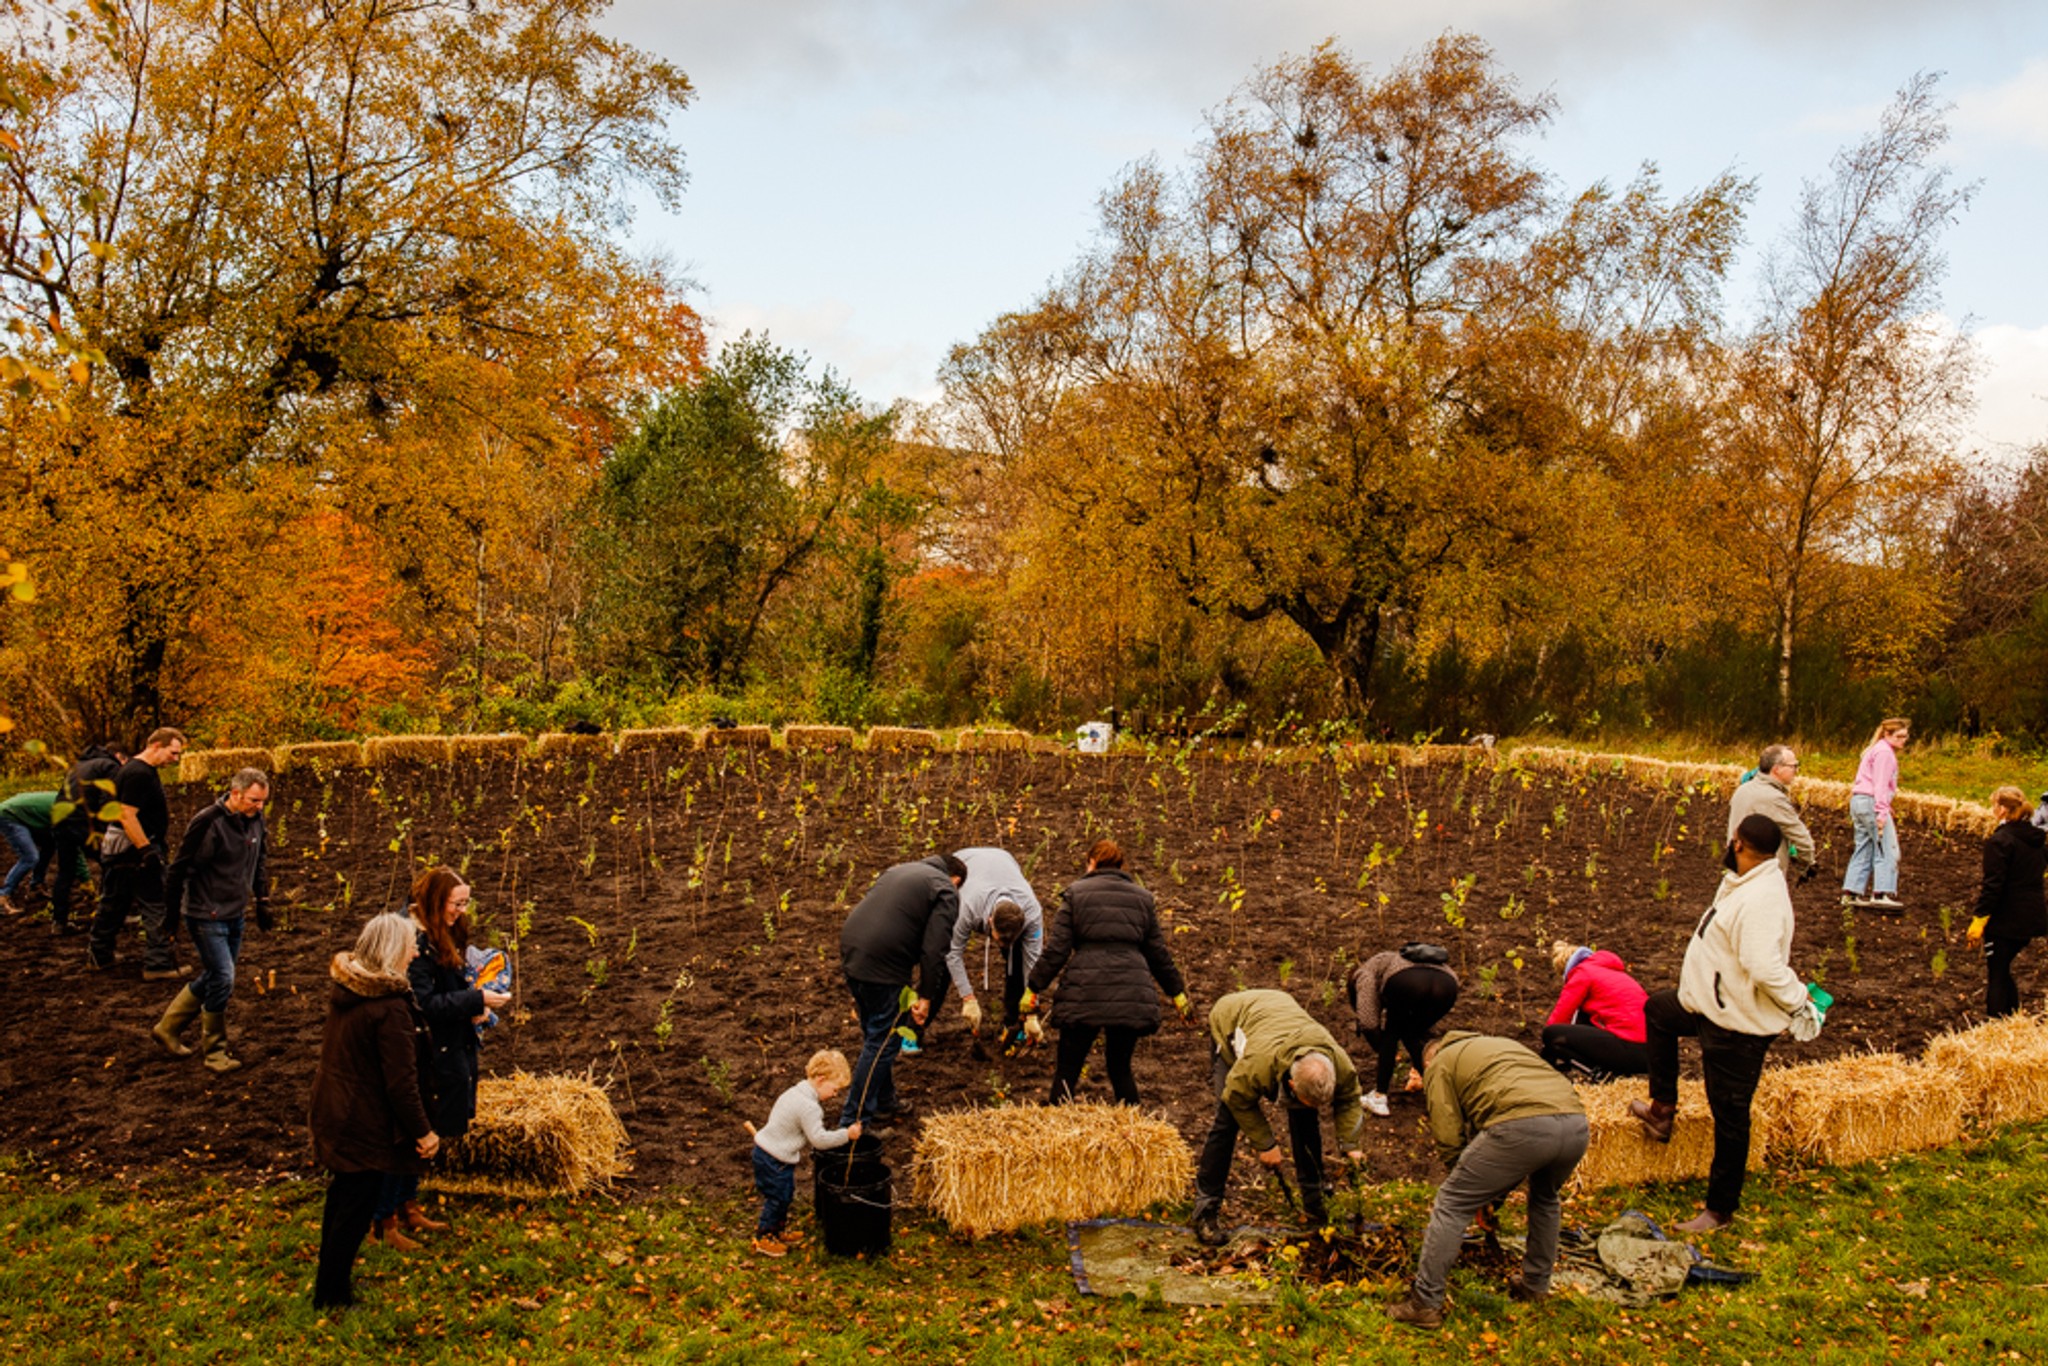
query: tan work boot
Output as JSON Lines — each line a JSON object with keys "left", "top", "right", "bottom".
{"left": 200, "top": 1009, "right": 242, "bottom": 1074}
{"left": 1629, "top": 1098, "right": 1676, "bottom": 1144}
{"left": 400, "top": 1200, "right": 450, "bottom": 1234}
{"left": 371, "top": 1216, "right": 422, "bottom": 1252}
{"left": 151, "top": 985, "right": 202, "bottom": 1057}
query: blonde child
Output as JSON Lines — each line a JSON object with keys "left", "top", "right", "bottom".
{"left": 748, "top": 1049, "right": 861, "bottom": 1256}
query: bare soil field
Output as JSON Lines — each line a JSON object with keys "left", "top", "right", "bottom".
{"left": 0, "top": 746, "right": 2000, "bottom": 1203}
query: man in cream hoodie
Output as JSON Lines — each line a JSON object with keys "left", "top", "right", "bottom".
{"left": 1630, "top": 814, "right": 1822, "bottom": 1232}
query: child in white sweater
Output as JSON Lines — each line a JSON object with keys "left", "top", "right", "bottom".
{"left": 749, "top": 1049, "right": 861, "bottom": 1256}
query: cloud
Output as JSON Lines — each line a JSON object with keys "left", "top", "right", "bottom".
{"left": 1973, "top": 321, "right": 2048, "bottom": 454}
{"left": 1955, "top": 57, "right": 2048, "bottom": 151}
{"left": 701, "top": 299, "right": 942, "bottom": 406}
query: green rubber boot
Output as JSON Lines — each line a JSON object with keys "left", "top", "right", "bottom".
{"left": 200, "top": 1009, "right": 243, "bottom": 1074}
{"left": 151, "top": 986, "right": 201, "bottom": 1057}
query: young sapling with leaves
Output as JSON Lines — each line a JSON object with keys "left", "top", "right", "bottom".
{"left": 745, "top": 1049, "right": 862, "bottom": 1258}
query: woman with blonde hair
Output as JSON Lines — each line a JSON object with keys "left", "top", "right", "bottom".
{"left": 1843, "top": 718, "right": 1910, "bottom": 910}
{"left": 1540, "top": 940, "right": 1650, "bottom": 1079}
{"left": 309, "top": 913, "right": 438, "bottom": 1308}
{"left": 1970, "top": 786, "right": 2047, "bottom": 1018}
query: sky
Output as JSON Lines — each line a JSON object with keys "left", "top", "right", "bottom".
{"left": 602, "top": 0, "right": 2048, "bottom": 458}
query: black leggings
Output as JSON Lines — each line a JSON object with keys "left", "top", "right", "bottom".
{"left": 1049, "top": 1023, "right": 1144, "bottom": 1105}
{"left": 313, "top": 1169, "right": 385, "bottom": 1308}
{"left": 1541, "top": 1023, "right": 1650, "bottom": 1079}
{"left": 1987, "top": 937, "right": 2032, "bottom": 1018}
{"left": 1363, "top": 967, "right": 1458, "bottom": 1093}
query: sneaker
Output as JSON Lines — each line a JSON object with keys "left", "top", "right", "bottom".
{"left": 1364, "top": 1090, "right": 1391, "bottom": 1118}
{"left": 1866, "top": 894, "right": 1904, "bottom": 913}
{"left": 897, "top": 1037, "right": 923, "bottom": 1058}
{"left": 777, "top": 1228, "right": 808, "bottom": 1246}
{"left": 1386, "top": 1294, "right": 1445, "bottom": 1329}
{"left": 750, "top": 1235, "right": 788, "bottom": 1258}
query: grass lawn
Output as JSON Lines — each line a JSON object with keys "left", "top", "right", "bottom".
{"left": 1511, "top": 731, "right": 2047, "bottom": 807}
{"left": 7, "top": 1124, "right": 2048, "bottom": 1365}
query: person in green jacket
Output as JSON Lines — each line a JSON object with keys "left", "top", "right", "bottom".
{"left": 1386, "top": 1030, "right": 1590, "bottom": 1329}
{"left": 0, "top": 790, "right": 88, "bottom": 916}
{"left": 1191, "top": 989, "right": 1366, "bottom": 1245}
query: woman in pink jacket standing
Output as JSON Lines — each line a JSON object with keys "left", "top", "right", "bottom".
{"left": 1843, "top": 718, "right": 1910, "bottom": 911}
{"left": 1539, "top": 942, "right": 1649, "bottom": 1079}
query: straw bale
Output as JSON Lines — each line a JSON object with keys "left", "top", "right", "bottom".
{"left": 1924, "top": 1014, "right": 2048, "bottom": 1127}
{"left": 783, "top": 725, "right": 858, "bottom": 751}
{"left": 534, "top": 731, "right": 614, "bottom": 760}
{"left": 175, "top": 748, "right": 275, "bottom": 785}
{"left": 867, "top": 726, "right": 941, "bottom": 752}
{"left": 363, "top": 735, "right": 454, "bottom": 767}
{"left": 426, "top": 1071, "right": 631, "bottom": 1199}
{"left": 1752, "top": 1054, "right": 1963, "bottom": 1166}
{"left": 1949, "top": 801, "right": 1999, "bottom": 837}
{"left": 273, "top": 740, "right": 364, "bottom": 772}
{"left": 616, "top": 726, "right": 700, "bottom": 757}
{"left": 910, "top": 1103, "right": 1193, "bottom": 1238}
{"left": 450, "top": 732, "right": 530, "bottom": 762}
{"left": 703, "top": 724, "right": 772, "bottom": 749}
{"left": 955, "top": 728, "right": 1028, "bottom": 752}
{"left": 1571, "top": 1078, "right": 1765, "bottom": 1192}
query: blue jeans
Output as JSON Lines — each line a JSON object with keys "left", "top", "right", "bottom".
{"left": 0, "top": 817, "right": 44, "bottom": 898}
{"left": 375, "top": 1171, "right": 420, "bottom": 1221}
{"left": 189, "top": 916, "right": 244, "bottom": 1012}
{"left": 840, "top": 977, "right": 907, "bottom": 1126}
{"left": 1843, "top": 794, "right": 1899, "bottom": 896}
{"left": 753, "top": 1145, "right": 796, "bottom": 1236}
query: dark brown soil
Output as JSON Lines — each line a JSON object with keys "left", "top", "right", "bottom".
{"left": 0, "top": 747, "right": 2005, "bottom": 1206}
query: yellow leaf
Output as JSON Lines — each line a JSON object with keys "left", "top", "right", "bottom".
{"left": 67, "top": 359, "right": 89, "bottom": 384}
{"left": 0, "top": 129, "right": 18, "bottom": 153}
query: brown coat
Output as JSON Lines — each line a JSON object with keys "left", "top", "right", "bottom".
{"left": 308, "top": 952, "right": 436, "bottom": 1174}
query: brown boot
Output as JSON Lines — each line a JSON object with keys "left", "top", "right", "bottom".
{"left": 371, "top": 1216, "right": 421, "bottom": 1252}
{"left": 1629, "top": 1098, "right": 1676, "bottom": 1144}
{"left": 400, "top": 1199, "right": 450, "bottom": 1234}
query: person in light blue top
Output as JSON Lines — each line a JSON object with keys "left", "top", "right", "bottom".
{"left": 925, "top": 846, "right": 1044, "bottom": 1052}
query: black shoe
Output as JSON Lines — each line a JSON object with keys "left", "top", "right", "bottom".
{"left": 1192, "top": 1210, "right": 1227, "bottom": 1247}
{"left": 51, "top": 921, "right": 77, "bottom": 937}
{"left": 85, "top": 945, "right": 114, "bottom": 970}
{"left": 876, "top": 1102, "right": 916, "bottom": 1122}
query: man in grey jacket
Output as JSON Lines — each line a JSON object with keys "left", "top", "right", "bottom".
{"left": 1727, "top": 745, "right": 1817, "bottom": 879}
{"left": 940, "top": 847, "right": 1044, "bottom": 1047}
{"left": 151, "top": 767, "right": 271, "bottom": 1072}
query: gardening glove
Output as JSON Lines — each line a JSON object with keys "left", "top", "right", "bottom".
{"left": 254, "top": 898, "right": 274, "bottom": 933}
{"left": 960, "top": 997, "right": 983, "bottom": 1033}
{"left": 1172, "top": 992, "right": 1193, "bottom": 1021}
{"left": 1023, "top": 1015, "right": 1045, "bottom": 1044}
{"left": 1255, "top": 1145, "right": 1284, "bottom": 1169}
{"left": 1018, "top": 989, "right": 1037, "bottom": 1016}
{"left": 1788, "top": 997, "right": 1824, "bottom": 1043}
{"left": 1968, "top": 915, "right": 1989, "bottom": 949}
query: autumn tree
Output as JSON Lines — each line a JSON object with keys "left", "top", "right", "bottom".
{"left": 0, "top": 0, "right": 700, "bottom": 743}
{"left": 1714, "top": 75, "right": 1973, "bottom": 728}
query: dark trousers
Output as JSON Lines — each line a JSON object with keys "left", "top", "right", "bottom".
{"left": 1645, "top": 988, "right": 1773, "bottom": 1217}
{"left": 1192, "top": 1046, "right": 1328, "bottom": 1219}
{"left": 89, "top": 853, "right": 176, "bottom": 971}
{"left": 1363, "top": 966, "right": 1459, "bottom": 1093}
{"left": 1541, "top": 1023, "right": 1650, "bottom": 1080}
{"left": 374, "top": 1171, "right": 419, "bottom": 1222}
{"left": 840, "top": 977, "right": 906, "bottom": 1126}
{"left": 49, "top": 823, "right": 93, "bottom": 929}
{"left": 1048, "top": 1022, "right": 1143, "bottom": 1105}
{"left": 753, "top": 1146, "right": 797, "bottom": 1236}
{"left": 1987, "top": 937, "right": 2031, "bottom": 1018}
{"left": 313, "top": 1169, "right": 385, "bottom": 1308}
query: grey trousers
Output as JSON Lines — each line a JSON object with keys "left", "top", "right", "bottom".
{"left": 1413, "top": 1112, "right": 1590, "bottom": 1307}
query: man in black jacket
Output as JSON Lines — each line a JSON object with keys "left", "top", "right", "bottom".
{"left": 86, "top": 727, "right": 186, "bottom": 976}
{"left": 50, "top": 742, "right": 123, "bottom": 935}
{"left": 151, "top": 767, "right": 270, "bottom": 1072}
{"left": 837, "top": 854, "right": 965, "bottom": 1127}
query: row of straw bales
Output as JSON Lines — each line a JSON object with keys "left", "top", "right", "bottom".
{"left": 1576, "top": 1013, "right": 2048, "bottom": 1189}
{"left": 1506, "top": 744, "right": 2000, "bottom": 835}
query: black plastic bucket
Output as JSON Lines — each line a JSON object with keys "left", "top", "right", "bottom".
{"left": 815, "top": 1139, "right": 893, "bottom": 1257}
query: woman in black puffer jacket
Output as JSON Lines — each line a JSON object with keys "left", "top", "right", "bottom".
{"left": 1973, "top": 786, "right": 2048, "bottom": 1018}
{"left": 369, "top": 866, "right": 511, "bottom": 1247}
{"left": 1029, "top": 838, "right": 1188, "bottom": 1105}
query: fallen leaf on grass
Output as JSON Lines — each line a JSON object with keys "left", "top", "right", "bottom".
{"left": 1898, "top": 1281, "right": 1929, "bottom": 1299}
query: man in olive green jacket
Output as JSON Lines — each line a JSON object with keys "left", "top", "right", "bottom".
{"left": 1387, "top": 1030, "right": 1589, "bottom": 1329}
{"left": 1191, "top": 990, "right": 1366, "bottom": 1244}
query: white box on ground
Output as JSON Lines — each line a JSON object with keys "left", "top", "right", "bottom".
{"left": 1076, "top": 722, "right": 1114, "bottom": 754}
